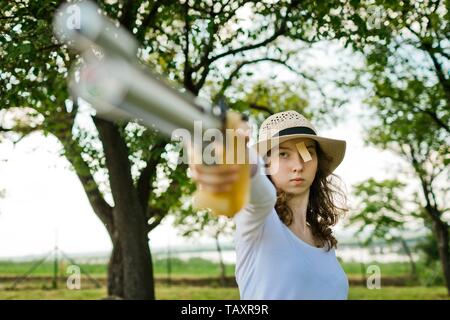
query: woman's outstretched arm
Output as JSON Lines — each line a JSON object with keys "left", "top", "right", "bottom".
{"left": 233, "top": 148, "right": 277, "bottom": 243}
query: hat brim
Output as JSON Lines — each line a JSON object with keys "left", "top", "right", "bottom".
{"left": 250, "top": 134, "right": 346, "bottom": 176}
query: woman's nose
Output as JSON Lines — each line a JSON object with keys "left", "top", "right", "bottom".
{"left": 292, "top": 153, "right": 304, "bottom": 172}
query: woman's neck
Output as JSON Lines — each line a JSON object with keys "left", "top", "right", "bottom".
{"left": 286, "top": 189, "right": 310, "bottom": 232}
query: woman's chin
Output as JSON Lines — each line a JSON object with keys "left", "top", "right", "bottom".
{"left": 286, "top": 185, "right": 309, "bottom": 195}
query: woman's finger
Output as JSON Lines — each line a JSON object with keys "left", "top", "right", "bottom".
{"left": 193, "top": 163, "right": 239, "bottom": 175}
{"left": 199, "top": 183, "right": 232, "bottom": 193}
{"left": 195, "top": 171, "right": 239, "bottom": 185}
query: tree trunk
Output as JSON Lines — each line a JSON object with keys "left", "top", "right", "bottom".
{"left": 57, "top": 115, "right": 158, "bottom": 299}
{"left": 412, "top": 153, "right": 450, "bottom": 295}
{"left": 95, "top": 118, "right": 155, "bottom": 299}
{"left": 114, "top": 205, "right": 155, "bottom": 299}
{"left": 107, "top": 236, "right": 124, "bottom": 298}
{"left": 398, "top": 236, "right": 417, "bottom": 279}
{"left": 432, "top": 218, "right": 450, "bottom": 295}
{"left": 214, "top": 234, "right": 226, "bottom": 286}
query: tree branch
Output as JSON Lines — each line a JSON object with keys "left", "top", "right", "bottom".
{"left": 198, "top": 0, "right": 299, "bottom": 70}
{"left": 217, "top": 57, "right": 309, "bottom": 97}
{"left": 420, "top": 108, "right": 450, "bottom": 133}
{"left": 54, "top": 128, "right": 114, "bottom": 234}
{"left": 75, "top": 167, "right": 115, "bottom": 234}
{"left": 192, "top": 0, "right": 240, "bottom": 74}
{"left": 136, "top": 0, "right": 170, "bottom": 40}
{"left": 119, "top": 0, "right": 137, "bottom": 31}
{"left": 0, "top": 124, "right": 44, "bottom": 145}
{"left": 434, "top": 48, "right": 450, "bottom": 60}
{"left": 136, "top": 140, "right": 168, "bottom": 213}
{"left": 145, "top": 163, "right": 189, "bottom": 232}
{"left": 407, "top": 143, "right": 441, "bottom": 222}
{"left": 249, "top": 103, "right": 274, "bottom": 115}
{"left": 425, "top": 49, "right": 450, "bottom": 107}
{"left": 36, "top": 44, "right": 62, "bottom": 53}
{"left": 377, "top": 91, "right": 450, "bottom": 134}
{"left": 183, "top": 1, "right": 194, "bottom": 93}
{"left": 404, "top": 24, "right": 450, "bottom": 107}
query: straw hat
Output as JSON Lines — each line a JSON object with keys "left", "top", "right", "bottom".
{"left": 252, "top": 111, "right": 346, "bottom": 175}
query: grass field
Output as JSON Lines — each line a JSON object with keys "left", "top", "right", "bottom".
{"left": 0, "top": 258, "right": 423, "bottom": 277}
{"left": 0, "top": 258, "right": 448, "bottom": 300}
{"left": 0, "top": 285, "right": 449, "bottom": 300}
{"left": 0, "top": 258, "right": 235, "bottom": 277}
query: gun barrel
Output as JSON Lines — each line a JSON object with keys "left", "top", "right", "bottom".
{"left": 53, "top": 1, "right": 138, "bottom": 60}
{"left": 71, "top": 57, "right": 223, "bottom": 137}
{"left": 54, "top": 0, "right": 223, "bottom": 138}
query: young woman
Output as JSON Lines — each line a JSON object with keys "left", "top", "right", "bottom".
{"left": 189, "top": 111, "right": 349, "bottom": 300}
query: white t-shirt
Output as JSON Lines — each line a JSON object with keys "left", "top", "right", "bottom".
{"left": 233, "top": 157, "right": 349, "bottom": 300}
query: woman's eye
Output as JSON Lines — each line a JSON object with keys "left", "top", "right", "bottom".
{"left": 279, "top": 152, "right": 288, "bottom": 158}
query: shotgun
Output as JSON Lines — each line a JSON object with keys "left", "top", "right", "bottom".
{"left": 53, "top": 0, "right": 252, "bottom": 217}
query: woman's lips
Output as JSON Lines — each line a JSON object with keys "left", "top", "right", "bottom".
{"left": 290, "top": 178, "right": 305, "bottom": 184}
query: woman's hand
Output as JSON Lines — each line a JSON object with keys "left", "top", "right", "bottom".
{"left": 189, "top": 160, "right": 240, "bottom": 193}
{"left": 188, "top": 120, "right": 254, "bottom": 193}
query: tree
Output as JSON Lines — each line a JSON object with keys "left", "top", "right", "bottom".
{"left": 1, "top": 0, "right": 348, "bottom": 298}
{"left": 349, "top": 46, "right": 450, "bottom": 290}
{"left": 324, "top": 0, "right": 450, "bottom": 294}
{"left": 349, "top": 178, "right": 421, "bottom": 278}
{"left": 365, "top": 101, "right": 449, "bottom": 293}
{"left": 329, "top": 0, "right": 449, "bottom": 133}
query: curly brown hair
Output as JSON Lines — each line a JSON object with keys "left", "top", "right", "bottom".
{"left": 265, "top": 143, "right": 348, "bottom": 251}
